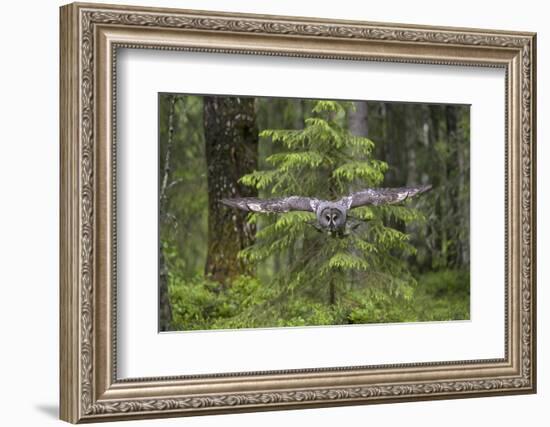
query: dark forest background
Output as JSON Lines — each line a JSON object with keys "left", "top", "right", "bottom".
{"left": 159, "top": 94, "right": 470, "bottom": 332}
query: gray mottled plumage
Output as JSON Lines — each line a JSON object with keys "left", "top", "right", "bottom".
{"left": 221, "top": 185, "right": 431, "bottom": 235}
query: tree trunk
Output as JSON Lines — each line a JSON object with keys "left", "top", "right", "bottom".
{"left": 329, "top": 278, "right": 336, "bottom": 306}
{"left": 405, "top": 106, "right": 418, "bottom": 186}
{"left": 383, "top": 103, "right": 404, "bottom": 185}
{"left": 203, "top": 96, "right": 259, "bottom": 284}
{"left": 457, "top": 107, "right": 470, "bottom": 267}
{"left": 158, "top": 95, "right": 177, "bottom": 331}
{"left": 158, "top": 249, "right": 172, "bottom": 331}
{"left": 345, "top": 101, "right": 370, "bottom": 303}
{"left": 348, "top": 101, "right": 368, "bottom": 138}
{"left": 431, "top": 106, "right": 448, "bottom": 268}
{"left": 445, "top": 105, "right": 464, "bottom": 268}
{"left": 420, "top": 105, "right": 435, "bottom": 270}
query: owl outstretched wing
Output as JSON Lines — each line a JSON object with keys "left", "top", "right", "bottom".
{"left": 344, "top": 185, "right": 432, "bottom": 208}
{"left": 221, "top": 196, "right": 320, "bottom": 213}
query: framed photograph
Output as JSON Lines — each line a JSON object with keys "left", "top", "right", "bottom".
{"left": 60, "top": 2, "right": 537, "bottom": 423}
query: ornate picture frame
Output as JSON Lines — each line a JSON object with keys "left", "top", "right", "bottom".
{"left": 60, "top": 2, "right": 536, "bottom": 423}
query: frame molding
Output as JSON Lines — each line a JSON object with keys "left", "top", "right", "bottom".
{"left": 60, "top": 2, "right": 536, "bottom": 423}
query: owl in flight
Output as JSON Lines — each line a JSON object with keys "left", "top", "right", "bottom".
{"left": 221, "top": 185, "right": 432, "bottom": 236}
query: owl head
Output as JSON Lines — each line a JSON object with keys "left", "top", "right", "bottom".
{"left": 317, "top": 202, "right": 347, "bottom": 232}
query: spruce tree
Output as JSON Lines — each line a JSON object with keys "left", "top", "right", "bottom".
{"left": 238, "top": 100, "right": 425, "bottom": 325}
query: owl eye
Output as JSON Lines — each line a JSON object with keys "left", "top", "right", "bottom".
{"left": 325, "top": 215, "right": 331, "bottom": 221}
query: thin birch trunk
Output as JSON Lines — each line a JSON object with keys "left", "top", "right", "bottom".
{"left": 159, "top": 95, "right": 177, "bottom": 331}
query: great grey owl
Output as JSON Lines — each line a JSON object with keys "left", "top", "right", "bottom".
{"left": 221, "top": 185, "right": 431, "bottom": 236}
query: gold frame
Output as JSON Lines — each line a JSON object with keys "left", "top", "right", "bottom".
{"left": 60, "top": 2, "right": 537, "bottom": 423}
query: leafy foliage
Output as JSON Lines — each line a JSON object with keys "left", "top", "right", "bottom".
{"left": 168, "top": 251, "right": 469, "bottom": 329}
